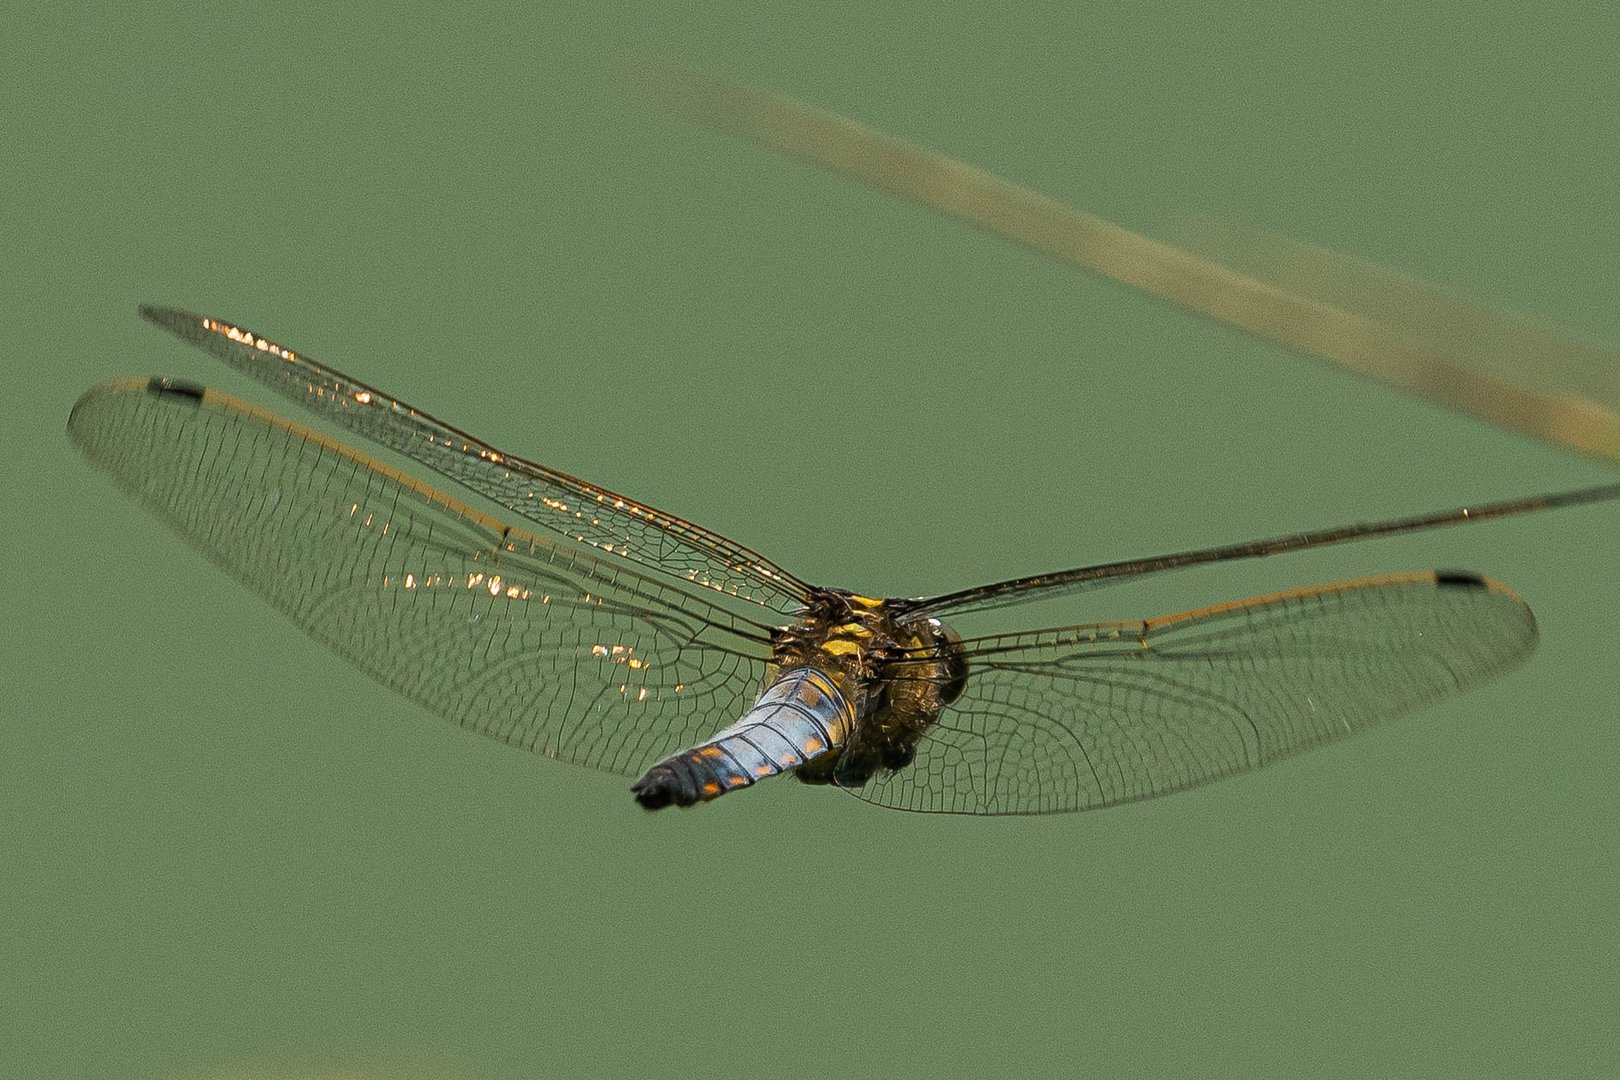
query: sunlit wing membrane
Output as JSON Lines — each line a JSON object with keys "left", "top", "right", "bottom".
{"left": 866, "top": 572, "right": 1535, "bottom": 814}
{"left": 68, "top": 376, "right": 772, "bottom": 776}
{"left": 639, "top": 68, "right": 1620, "bottom": 465}
{"left": 137, "top": 305, "right": 813, "bottom": 615}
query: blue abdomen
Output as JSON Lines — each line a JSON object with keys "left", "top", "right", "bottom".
{"left": 630, "top": 667, "right": 854, "bottom": 809}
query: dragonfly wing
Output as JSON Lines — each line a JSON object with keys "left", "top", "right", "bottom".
{"left": 861, "top": 572, "right": 1537, "bottom": 814}
{"left": 137, "top": 305, "right": 813, "bottom": 616}
{"left": 69, "top": 377, "right": 773, "bottom": 777}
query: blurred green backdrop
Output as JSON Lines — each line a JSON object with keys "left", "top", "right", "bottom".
{"left": 5, "top": 4, "right": 1617, "bottom": 1078}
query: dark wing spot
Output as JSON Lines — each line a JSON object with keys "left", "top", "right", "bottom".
{"left": 146, "top": 376, "right": 206, "bottom": 403}
{"left": 1434, "top": 570, "right": 1487, "bottom": 589}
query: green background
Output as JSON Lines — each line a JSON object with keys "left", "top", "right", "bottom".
{"left": 6, "top": 4, "right": 1617, "bottom": 1078}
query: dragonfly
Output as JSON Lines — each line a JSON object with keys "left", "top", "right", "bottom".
{"left": 69, "top": 307, "right": 1620, "bottom": 814}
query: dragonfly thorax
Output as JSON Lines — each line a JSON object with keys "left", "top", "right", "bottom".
{"left": 776, "top": 590, "right": 968, "bottom": 789}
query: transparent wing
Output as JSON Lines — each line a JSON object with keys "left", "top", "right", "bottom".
{"left": 862, "top": 573, "right": 1536, "bottom": 814}
{"left": 906, "top": 483, "right": 1620, "bottom": 620}
{"left": 68, "top": 376, "right": 774, "bottom": 777}
{"left": 137, "top": 305, "right": 813, "bottom": 616}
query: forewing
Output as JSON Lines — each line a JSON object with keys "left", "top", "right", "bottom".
{"left": 861, "top": 573, "right": 1536, "bottom": 814}
{"left": 137, "top": 305, "right": 812, "bottom": 616}
{"left": 68, "top": 377, "right": 773, "bottom": 777}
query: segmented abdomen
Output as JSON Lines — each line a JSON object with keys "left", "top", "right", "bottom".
{"left": 630, "top": 667, "right": 854, "bottom": 809}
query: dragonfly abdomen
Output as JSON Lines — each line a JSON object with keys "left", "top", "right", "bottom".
{"left": 630, "top": 666, "right": 855, "bottom": 809}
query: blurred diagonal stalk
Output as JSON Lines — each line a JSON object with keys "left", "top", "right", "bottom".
{"left": 634, "top": 65, "right": 1620, "bottom": 465}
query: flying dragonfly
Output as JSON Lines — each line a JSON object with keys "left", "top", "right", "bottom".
{"left": 69, "top": 308, "right": 1620, "bottom": 814}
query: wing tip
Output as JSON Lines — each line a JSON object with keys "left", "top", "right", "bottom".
{"left": 1432, "top": 569, "right": 1527, "bottom": 609}
{"left": 145, "top": 375, "right": 206, "bottom": 403}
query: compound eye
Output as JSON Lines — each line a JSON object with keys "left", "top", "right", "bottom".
{"left": 931, "top": 620, "right": 969, "bottom": 706}
{"left": 939, "top": 652, "right": 968, "bottom": 706}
